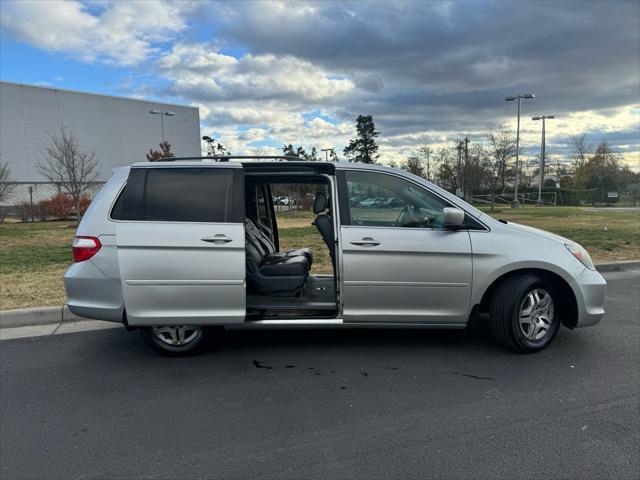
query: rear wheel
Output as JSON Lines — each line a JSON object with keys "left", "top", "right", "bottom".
{"left": 140, "top": 325, "right": 222, "bottom": 356}
{"left": 489, "top": 274, "right": 560, "bottom": 352}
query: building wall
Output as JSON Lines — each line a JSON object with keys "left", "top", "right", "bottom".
{"left": 0, "top": 82, "right": 201, "bottom": 193}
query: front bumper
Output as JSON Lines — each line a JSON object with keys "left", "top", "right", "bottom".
{"left": 571, "top": 267, "right": 607, "bottom": 328}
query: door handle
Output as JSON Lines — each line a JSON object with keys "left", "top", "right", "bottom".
{"left": 351, "top": 237, "right": 381, "bottom": 247}
{"left": 201, "top": 234, "right": 233, "bottom": 244}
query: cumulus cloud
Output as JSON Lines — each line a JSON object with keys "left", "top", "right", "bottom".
{"left": 1, "top": 0, "right": 638, "bottom": 167}
{"left": 0, "top": 0, "right": 192, "bottom": 65}
{"left": 159, "top": 42, "right": 355, "bottom": 103}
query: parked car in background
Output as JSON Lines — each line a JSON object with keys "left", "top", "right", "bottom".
{"left": 358, "top": 197, "right": 385, "bottom": 208}
{"left": 379, "top": 197, "right": 403, "bottom": 208}
{"left": 65, "top": 156, "right": 606, "bottom": 356}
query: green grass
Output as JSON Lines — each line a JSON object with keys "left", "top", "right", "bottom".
{"left": 0, "top": 206, "right": 637, "bottom": 310}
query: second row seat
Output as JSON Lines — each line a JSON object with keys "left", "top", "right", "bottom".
{"left": 245, "top": 219, "right": 310, "bottom": 295}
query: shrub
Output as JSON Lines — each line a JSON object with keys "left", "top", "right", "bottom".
{"left": 39, "top": 193, "right": 91, "bottom": 219}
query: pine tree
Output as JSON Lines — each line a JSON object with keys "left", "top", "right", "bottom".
{"left": 343, "top": 115, "right": 380, "bottom": 164}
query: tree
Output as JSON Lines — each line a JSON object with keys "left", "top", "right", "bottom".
{"left": 434, "top": 146, "right": 458, "bottom": 191}
{"left": 404, "top": 146, "right": 433, "bottom": 180}
{"left": 282, "top": 144, "right": 320, "bottom": 160}
{"left": 0, "top": 157, "right": 15, "bottom": 204}
{"left": 38, "top": 126, "right": 100, "bottom": 222}
{"left": 403, "top": 155, "right": 426, "bottom": 178}
{"left": 307, "top": 146, "right": 318, "bottom": 161}
{"left": 146, "top": 141, "right": 175, "bottom": 162}
{"left": 487, "top": 127, "right": 517, "bottom": 192}
{"left": 202, "top": 136, "right": 227, "bottom": 156}
{"left": 343, "top": 114, "right": 380, "bottom": 163}
{"left": 283, "top": 144, "right": 307, "bottom": 158}
{"left": 570, "top": 134, "right": 593, "bottom": 170}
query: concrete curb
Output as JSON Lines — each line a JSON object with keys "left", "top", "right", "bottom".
{"left": 594, "top": 260, "right": 640, "bottom": 273}
{"left": 1, "top": 260, "right": 638, "bottom": 329}
{"left": 0, "top": 305, "right": 83, "bottom": 328}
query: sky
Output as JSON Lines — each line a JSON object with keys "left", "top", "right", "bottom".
{"left": 1, "top": 0, "right": 639, "bottom": 169}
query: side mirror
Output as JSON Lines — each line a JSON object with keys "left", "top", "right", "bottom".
{"left": 443, "top": 207, "right": 465, "bottom": 228}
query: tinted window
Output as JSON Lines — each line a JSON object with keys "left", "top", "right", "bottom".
{"left": 345, "top": 171, "right": 450, "bottom": 228}
{"left": 144, "top": 168, "right": 231, "bottom": 222}
{"left": 111, "top": 169, "right": 145, "bottom": 220}
{"left": 112, "top": 168, "right": 235, "bottom": 222}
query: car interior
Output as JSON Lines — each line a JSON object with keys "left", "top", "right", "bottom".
{"left": 244, "top": 173, "right": 338, "bottom": 319}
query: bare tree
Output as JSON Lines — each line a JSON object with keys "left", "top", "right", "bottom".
{"left": 0, "top": 157, "right": 15, "bottom": 204}
{"left": 487, "top": 127, "right": 517, "bottom": 192}
{"left": 38, "top": 126, "right": 100, "bottom": 222}
{"left": 570, "top": 134, "right": 593, "bottom": 170}
{"left": 405, "top": 146, "right": 433, "bottom": 180}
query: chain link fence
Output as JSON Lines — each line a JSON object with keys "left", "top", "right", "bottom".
{"left": 0, "top": 181, "right": 105, "bottom": 222}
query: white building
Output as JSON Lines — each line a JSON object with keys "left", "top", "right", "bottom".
{"left": 0, "top": 81, "right": 201, "bottom": 205}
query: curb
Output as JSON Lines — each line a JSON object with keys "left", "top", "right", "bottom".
{"left": 594, "top": 260, "right": 640, "bottom": 273}
{"left": 1, "top": 260, "right": 638, "bottom": 329}
{"left": 0, "top": 306, "right": 84, "bottom": 328}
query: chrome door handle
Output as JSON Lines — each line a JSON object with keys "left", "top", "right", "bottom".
{"left": 351, "top": 237, "right": 381, "bottom": 247}
{"left": 201, "top": 234, "right": 233, "bottom": 244}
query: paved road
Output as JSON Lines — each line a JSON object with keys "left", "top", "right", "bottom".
{"left": 1, "top": 270, "right": 638, "bottom": 479}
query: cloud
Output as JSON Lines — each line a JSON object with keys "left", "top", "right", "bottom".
{"left": 2, "top": 0, "right": 638, "bottom": 168}
{"left": 0, "top": 0, "right": 191, "bottom": 65}
{"left": 159, "top": 42, "right": 355, "bottom": 103}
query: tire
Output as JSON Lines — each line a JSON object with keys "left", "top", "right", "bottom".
{"left": 489, "top": 274, "right": 560, "bottom": 353}
{"left": 139, "top": 325, "right": 223, "bottom": 356}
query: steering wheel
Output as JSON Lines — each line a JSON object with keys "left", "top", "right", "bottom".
{"left": 394, "top": 205, "right": 419, "bottom": 227}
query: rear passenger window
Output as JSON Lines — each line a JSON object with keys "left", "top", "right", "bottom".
{"left": 112, "top": 167, "right": 238, "bottom": 223}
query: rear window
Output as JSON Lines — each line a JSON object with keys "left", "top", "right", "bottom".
{"left": 112, "top": 167, "right": 241, "bottom": 223}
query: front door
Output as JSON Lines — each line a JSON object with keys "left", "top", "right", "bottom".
{"left": 114, "top": 165, "right": 246, "bottom": 326}
{"left": 339, "top": 170, "right": 472, "bottom": 325}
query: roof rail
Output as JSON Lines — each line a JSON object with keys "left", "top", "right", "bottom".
{"left": 158, "top": 155, "right": 311, "bottom": 163}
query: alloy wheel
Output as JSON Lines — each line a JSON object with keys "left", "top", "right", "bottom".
{"left": 519, "top": 288, "right": 555, "bottom": 341}
{"left": 152, "top": 326, "right": 201, "bottom": 346}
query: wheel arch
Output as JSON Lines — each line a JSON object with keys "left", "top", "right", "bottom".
{"left": 477, "top": 268, "right": 579, "bottom": 329}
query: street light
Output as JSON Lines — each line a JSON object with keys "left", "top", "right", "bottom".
{"left": 321, "top": 148, "right": 334, "bottom": 161}
{"left": 505, "top": 93, "right": 535, "bottom": 208}
{"left": 532, "top": 115, "right": 556, "bottom": 206}
{"left": 149, "top": 110, "right": 175, "bottom": 143}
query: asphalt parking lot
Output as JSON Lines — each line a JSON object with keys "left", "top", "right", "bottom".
{"left": 1, "top": 269, "right": 638, "bottom": 480}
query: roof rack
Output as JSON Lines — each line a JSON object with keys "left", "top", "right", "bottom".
{"left": 160, "top": 155, "right": 312, "bottom": 163}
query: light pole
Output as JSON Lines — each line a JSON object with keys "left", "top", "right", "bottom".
{"left": 149, "top": 109, "right": 175, "bottom": 143}
{"left": 455, "top": 140, "right": 464, "bottom": 198}
{"left": 321, "top": 148, "right": 334, "bottom": 161}
{"left": 532, "top": 115, "right": 556, "bottom": 206}
{"left": 505, "top": 93, "right": 535, "bottom": 208}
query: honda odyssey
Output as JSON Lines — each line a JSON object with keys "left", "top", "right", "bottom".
{"left": 64, "top": 156, "right": 606, "bottom": 355}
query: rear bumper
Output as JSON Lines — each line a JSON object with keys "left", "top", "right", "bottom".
{"left": 64, "top": 261, "right": 124, "bottom": 323}
{"left": 571, "top": 267, "right": 607, "bottom": 328}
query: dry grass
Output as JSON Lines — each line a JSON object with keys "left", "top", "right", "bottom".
{"left": 1, "top": 221, "right": 75, "bottom": 310}
{"left": 1, "top": 206, "right": 637, "bottom": 310}
{"left": 276, "top": 210, "right": 333, "bottom": 275}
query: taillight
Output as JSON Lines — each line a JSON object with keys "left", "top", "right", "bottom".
{"left": 72, "top": 236, "right": 102, "bottom": 262}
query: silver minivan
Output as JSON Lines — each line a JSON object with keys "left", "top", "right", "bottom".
{"left": 64, "top": 157, "right": 606, "bottom": 356}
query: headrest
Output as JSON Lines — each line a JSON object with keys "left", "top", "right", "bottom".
{"left": 313, "top": 191, "right": 328, "bottom": 214}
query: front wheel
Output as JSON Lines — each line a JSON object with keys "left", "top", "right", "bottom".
{"left": 490, "top": 274, "right": 560, "bottom": 353}
{"left": 140, "top": 325, "right": 222, "bottom": 356}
